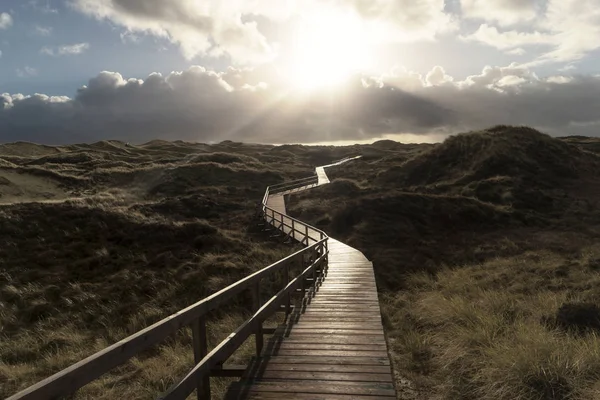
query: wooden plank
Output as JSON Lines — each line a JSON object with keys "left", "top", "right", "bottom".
{"left": 247, "top": 370, "right": 393, "bottom": 383}
{"left": 300, "top": 307, "right": 380, "bottom": 313}
{"left": 272, "top": 349, "right": 389, "bottom": 357}
{"left": 273, "top": 343, "right": 386, "bottom": 351}
{"left": 228, "top": 380, "right": 396, "bottom": 397}
{"left": 305, "top": 302, "right": 380, "bottom": 306}
{"left": 297, "top": 312, "right": 380, "bottom": 318}
{"left": 258, "top": 356, "right": 390, "bottom": 366}
{"left": 305, "top": 296, "right": 378, "bottom": 300}
{"left": 290, "top": 323, "right": 382, "bottom": 330}
{"left": 226, "top": 390, "right": 395, "bottom": 399}
{"left": 273, "top": 335, "right": 387, "bottom": 345}
{"left": 247, "top": 363, "right": 392, "bottom": 374}
{"left": 292, "top": 317, "right": 382, "bottom": 323}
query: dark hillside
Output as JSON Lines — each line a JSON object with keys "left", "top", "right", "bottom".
{"left": 376, "top": 126, "right": 600, "bottom": 215}
{"left": 0, "top": 140, "right": 317, "bottom": 399}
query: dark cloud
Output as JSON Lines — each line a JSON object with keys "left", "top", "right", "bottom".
{"left": 1, "top": 66, "right": 599, "bottom": 144}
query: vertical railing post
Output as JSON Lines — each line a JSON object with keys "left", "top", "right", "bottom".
{"left": 305, "top": 225, "right": 309, "bottom": 244}
{"left": 311, "top": 250, "right": 318, "bottom": 293}
{"left": 291, "top": 219, "right": 295, "bottom": 238}
{"left": 252, "top": 281, "right": 264, "bottom": 356}
{"left": 284, "top": 262, "right": 291, "bottom": 316}
{"left": 191, "top": 316, "right": 210, "bottom": 400}
{"left": 324, "top": 239, "right": 329, "bottom": 277}
{"left": 300, "top": 254, "right": 307, "bottom": 303}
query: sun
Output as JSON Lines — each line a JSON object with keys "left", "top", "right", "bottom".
{"left": 285, "top": 11, "right": 372, "bottom": 91}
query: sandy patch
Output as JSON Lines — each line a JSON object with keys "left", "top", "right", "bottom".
{"left": 0, "top": 169, "right": 68, "bottom": 204}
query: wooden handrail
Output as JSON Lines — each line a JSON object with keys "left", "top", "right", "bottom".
{"left": 160, "top": 252, "right": 327, "bottom": 400}
{"left": 268, "top": 175, "right": 317, "bottom": 190}
{"left": 268, "top": 177, "right": 318, "bottom": 195}
{"left": 8, "top": 171, "right": 329, "bottom": 400}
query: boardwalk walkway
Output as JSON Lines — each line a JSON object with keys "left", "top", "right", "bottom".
{"left": 226, "top": 159, "right": 396, "bottom": 399}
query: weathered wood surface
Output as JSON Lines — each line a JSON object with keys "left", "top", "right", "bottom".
{"left": 227, "top": 157, "right": 396, "bottom": 399}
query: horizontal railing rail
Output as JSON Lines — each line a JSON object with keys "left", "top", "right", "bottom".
{"left": 8, "top": 170, "right": 330, "bottom": 400}
{"left": 268, "top": 176, "right": 318, "bottom": 195}
{"left": 268, "top": 175, "right": 317, "bottom": 190}
{"left": 160, "top": 249, "right": 327, "bottom": 400}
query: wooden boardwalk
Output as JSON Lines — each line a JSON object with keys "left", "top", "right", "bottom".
{"left": 226, "top": 159, "right": 396, "bottom": 399}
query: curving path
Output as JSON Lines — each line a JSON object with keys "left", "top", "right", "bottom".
{"left": 226, "top": 158, "right": 396, "bottom": 399}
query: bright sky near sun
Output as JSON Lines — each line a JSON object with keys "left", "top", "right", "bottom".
{"left": 1, "top": 0, "right": 600, "bottom": 144}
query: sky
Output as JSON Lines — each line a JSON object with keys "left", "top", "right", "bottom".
{"left": 0, "top": 0, "right": 599, "bottom": 145}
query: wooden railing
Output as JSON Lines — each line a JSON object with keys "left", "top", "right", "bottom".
{"left": 8, "top": 175, "right": 329, "bottom": 400}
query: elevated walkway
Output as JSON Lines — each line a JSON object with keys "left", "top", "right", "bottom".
{"left": 226, "top": 157, "right": 395, "bottom": 399}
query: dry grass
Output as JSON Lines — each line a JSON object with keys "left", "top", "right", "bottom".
{"left": 0, "top": 140, "right": 321, "bottom": 399}
{"left": 4, "top": 128, "right": 600, "bottom": 399}
{"left": 382, "top": 247, "right": 600, "bottom": 400}
{"left": 285, "top": 126, "right": 600, "bottom": 399}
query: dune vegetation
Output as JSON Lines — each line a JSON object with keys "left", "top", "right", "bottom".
{"left": 3, "top": 126, "right": 600, "bottom": 399}
{"left": 0, "top": 139, "right": 359, "bottom": 399}
{"left": 286, "top": 126, "right": 600, "bottom": 399}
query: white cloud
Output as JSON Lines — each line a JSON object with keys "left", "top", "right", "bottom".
{"left": 461, "top": 0, "right": 600, "bottom": 66}
{"left": 28, "top": 1, "right": 59, "bottom": 14}
{"left": 59, "top": 42, "right": 90, "bottom": 55}
{"left": 67, "top": 0, "right": 458, "bottom": 63}
{"left": 0, "top": 12, "right": 13, "bottom": 29}
{"left": 345, "top": 0, "right": 459, "bottom": 41}
{"left": 34, "top": 25, "right": 53, "bottom": 36}
{"left": 69, "top": 0, "right": 275, "bottom": 63}
{"left": 40, "top": 43, "right": 90, "bottom": 56}
{"left": 426, "top": 66, "right": 454, "bottom": 86}
{"left": 547, "top": 76, "right": 573, "bottom": 84}
{"left": 506, "top": 48, "right": 526, "bottom": 56}
{"left": 462, "top": 24, "right": 553, "bottom": 51}
{"left": 16, "top": 66, "right": 38, "bottom": 78}
{"left": 461, "top": 0, "right": 540, "bottom": 26}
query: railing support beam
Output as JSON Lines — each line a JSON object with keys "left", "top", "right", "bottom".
{"left": 191, "top": 316, "right": 210, "bottom": 400}
{"left": 252, "top": 282, "right": 264, "bottom": 356}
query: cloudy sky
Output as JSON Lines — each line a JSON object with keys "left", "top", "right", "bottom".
{"left": 1, "top": 0, "right": 599, "bottom": 144}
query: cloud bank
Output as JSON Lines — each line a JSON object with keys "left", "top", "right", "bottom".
{"left": 2, "top": 65, "right": 599, "bottom": 144}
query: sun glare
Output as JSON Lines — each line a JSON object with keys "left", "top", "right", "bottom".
{"left": 287, "top": 11, "right": 372, "bottom": 91}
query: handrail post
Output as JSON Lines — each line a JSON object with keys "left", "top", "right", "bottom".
{"left": 251, "top": 282, "right": 263, "bottom": 356}
{"left": 311, "top": 253, "right": 318, "bottom": 293}
{"left": 284, "top": 262, "right": 291, "bottom": 316}
{"left": 291, "top": 219, "right": 295, "bottom": 239}
{"left": 324, "top": 239, "right": 329, "bottom": 277}
{"left": 191, "top": 316, "right": 210, "bottom": 400}
{"left": 300, "top": 256, "right": 307, "bottom": 303}
{"left": 304, "top": 225, "right": 309, "bottom": 244}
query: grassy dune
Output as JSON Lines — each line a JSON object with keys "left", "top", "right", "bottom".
{"left": 287, "top": 126, "right": 600, "bottom": 399}
{"left": 0, "top": 140, "right": 358, "bottom": 399}
{"left": 4, "top": 129, "right": 600, "bottom": 399}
